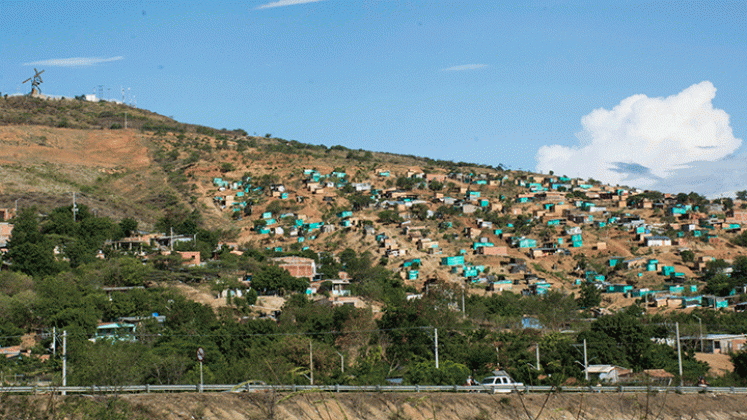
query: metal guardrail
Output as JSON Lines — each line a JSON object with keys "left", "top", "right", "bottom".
{"left": 1, "top": 384, "right": 747, "bottom": 395}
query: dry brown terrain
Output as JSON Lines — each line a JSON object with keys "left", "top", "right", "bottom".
{"left": 0, "top": 126, "right": 150, "bottom": 170}
{"left": 7, "top": 392, "right": 747, "bottom": 420}
{"left": 696, "top": 352, "right": 735, "bottom": 377}
{"left": 0, "top": 124, "right": 166, "bottom": 223}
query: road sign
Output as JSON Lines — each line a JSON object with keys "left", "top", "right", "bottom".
{"left": 196, "top": 347, "right": 205, "bottom": 362}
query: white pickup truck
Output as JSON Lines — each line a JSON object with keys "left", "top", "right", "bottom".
{"left": 479, "top": 371, "right": 524, "bottom": 393}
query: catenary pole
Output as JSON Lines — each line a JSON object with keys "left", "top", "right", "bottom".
{"left": 62, "top": 330, "right": 67, "bottom": 395}
{"left": 584, "top": 339, "right": 589, "bottom": 381}
{"left": 435, "top": 328, "right": 439, "bottom": 369}
{"left": 676, "top": 322, "right": 683, "bottom": 386}
{"left": 310, "top": 340, "right": 314, "bottom": 385}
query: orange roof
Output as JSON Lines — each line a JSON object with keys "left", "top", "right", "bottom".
{"left": 644, "top": 369, "right": 674, "bottom": 378}
{"left": 0, "top": 346, "right": 21, "bottom": 358}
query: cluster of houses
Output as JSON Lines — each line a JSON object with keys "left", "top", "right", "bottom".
{"left": 200, "top": 166, "right": 747, "bottom": 308}
{"left": 4, "top": 163, "right": 747, "bottom": 357}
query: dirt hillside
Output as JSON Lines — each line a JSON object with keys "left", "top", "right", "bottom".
{"left": 10, "top": 391, "right": 747, "bottom": 420}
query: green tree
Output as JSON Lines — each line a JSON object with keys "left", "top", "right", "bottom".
{"left": 253, "top": 219, "right": 268, "bottom": 230}
{"left": 251, "top": 264, "right": 308, "bottom": 295}
{"left": 0, "top": 320, "right": 22, "bottom": 347}
{"left": 6, "top": 208, "right": 57, "bottom": 277}
{"left": 410, "top": 203, "right": 429, "bottom": 221}
{"left": 119, "top": 218, "right": 138, "bottom": 237}
{"left": 71, "top": 341, "right": 150, "bottom": 388}
{"left": 428, "top": 181, "right": 444, "bottom": 191}
{"left": 101, "top": 256, "right": 153, "bottom": 287}
{"left": 395, "top": 176, "right": 419, "bottom": 190}
{"left": 405, "top": 359, "right": 470, "bottom": 385}
{"left": 348, "top": 193, "right": 373, "bottom": 211}
{"left": 578, "top": 306, "right": 663, "bottom": 371}
{"left": 377, "top": 210, "right": 402, "bottom": 224}
{"left": 731, "top": 350, "right": 747, "bottom": 384}
{"left": 577, "top": 283, "right": 602, "bottom": 309}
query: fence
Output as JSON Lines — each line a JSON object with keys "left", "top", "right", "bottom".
{"left": 2, "top": 384, "right": 747, "bottom": 395}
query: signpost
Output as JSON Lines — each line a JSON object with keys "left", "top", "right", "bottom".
{"left": 196, "top": 347, "right": 205, "bottom": 393}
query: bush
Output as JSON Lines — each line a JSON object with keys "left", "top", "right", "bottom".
{"left": 377, "top": 210, "right": 402, "bottom": 224}
{"left": 405, "top": 359, "right": 470, "bottom": 385}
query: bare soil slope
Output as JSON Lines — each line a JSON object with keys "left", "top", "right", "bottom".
{"left": 0, "top": 126, "right": 150, "bottom": 170}
{"left": 11, "top": 392, "right": 747, "bottom": 420}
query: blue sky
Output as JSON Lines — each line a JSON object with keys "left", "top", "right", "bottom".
{"left": 1, "top": 1, "right": 745, "bottom": 196}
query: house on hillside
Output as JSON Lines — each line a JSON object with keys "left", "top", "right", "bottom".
{"left": 90, "top": 321, "right": 137, "bottom": 343}
{"left": 272, "top": 256, "right": 317, "bottom": 280}
{"left": 0, "top": 346, "right": 22, "bottom": 359}
{"left": 513, "top": 237, "right": 537, "bottom": 249}
{"left": 0, "top": 208, "right": 15, "bottom": 221}
{"left": 642, "top": 369, "right": 675, "bottom": 385}
{"left": 0, "top": 223, "right": 12, "bottom": 247}
{"left": 584, "top": 365, "right": 632, "bottom": 384}
{"left": 645, "top": 236, "right": 672, "bottom": 247}
{"left": 308, "top": 279, "right": 351, "bottom": 297}
{"left": 177, "top": 251, "right": 201, "bottom": 267}
{"left": 698, "top": 334, "right": 747, "bottom": 354}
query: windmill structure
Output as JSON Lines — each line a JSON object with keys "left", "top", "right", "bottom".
{"left": 23, "top": 68, "right": 45, "bottom": 95}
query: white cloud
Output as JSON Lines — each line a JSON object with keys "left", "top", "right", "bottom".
{"left": 647, "top": 155, "right": 747, "bottom": 199}
{"left": 24, "top": 56, "right": 124, "bottom": 67}
{"left": 256, "top": 0, "right": 324, "bottom": 9}
{"left": 535, "top": 81, "right": 742, "bottom": 195}
{"left": 441, "top": 64, "right": 488, "bottom": 72}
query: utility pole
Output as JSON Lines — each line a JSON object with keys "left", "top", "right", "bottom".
{"left": 170, "top": 227, "right": 174, "bottom": 251}
{"left": 124, "top": 111, "right": 127, "bottom": 129}
{"left": 535, "top": 344, "right": 540, "bottom": 371}
{"left": 694, "top": 315, "right": 704, "bottom": 353}
{"left": 309, "top": 340, "right": 314, "bottom": 385}
{"left": 583, "top": 339, "right": 589, "bottom": 381}
{"left": 434, "top": 327, "right": 439, "bottom": 369}
{"left": 461, "top": 287, "right": 465, "bottom": 316}
{"left": 51, "top": 327, "right": 56, "bottom": 356}
{"left": 62, "top": 330, "right": 67, "bottom": 395}
{"left": 676, "top": 322, "right": 683, "bottom": 386}
{"left": 336, "top": 351, "right": 344, "bottom": 373}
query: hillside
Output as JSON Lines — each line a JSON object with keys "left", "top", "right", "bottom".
{"left": 4, "top": 94, "right": 747, "bottom": 397}
{"left": 1, "top": 94, "right": 747, "bottom": 314}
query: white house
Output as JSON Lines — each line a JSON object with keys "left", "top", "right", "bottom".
{"left": 585, "top": 365, "right": 631, "bottom": 383}
{"left": 645, "top": 236, "right": 672, "bottom": 247}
